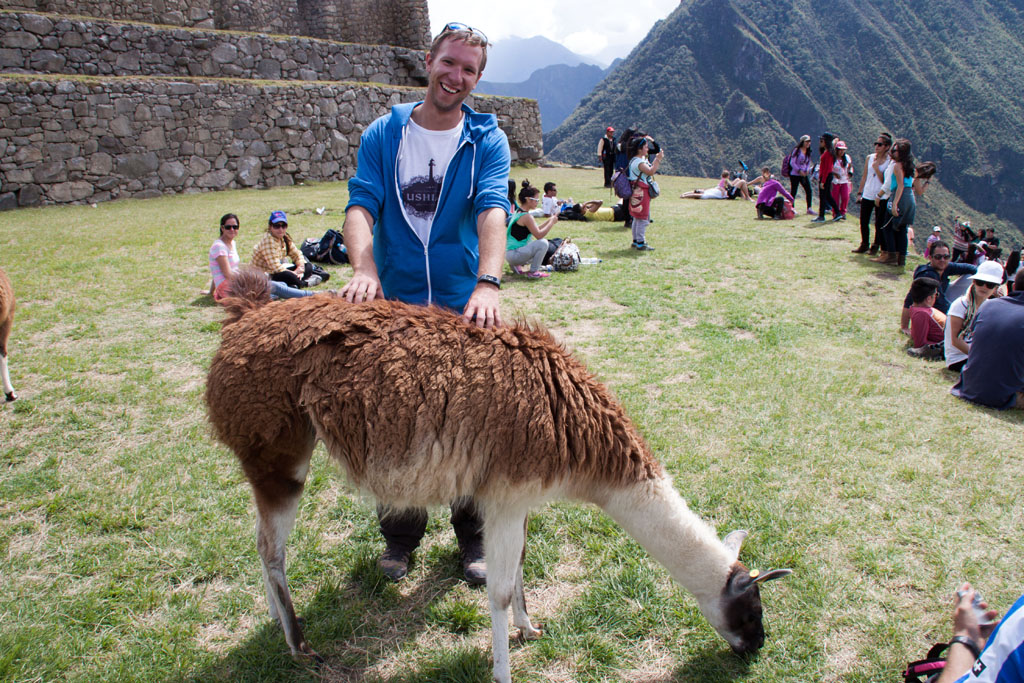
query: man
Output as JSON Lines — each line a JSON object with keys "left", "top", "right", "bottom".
{"left": 340, "top": 22, "right": 510, "bottom": 586}
{"left": 811, "top": 132, "right": 837, "bottom": 223}
{"left": 900, "top": 241, "right": 976, "bottom": 333}
{"left": 951, "top": 269, "right": 1024, "bottom": 410}
{"left": 598, "top": 126, "right": 616, "bottom": 188}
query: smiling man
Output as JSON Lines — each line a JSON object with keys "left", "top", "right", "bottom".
{"left": 341, "top": 22, "right": 510, "bottom": 586}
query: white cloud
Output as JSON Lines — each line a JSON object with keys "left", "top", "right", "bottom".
{"left": 428, "top": 0, "right": 678, "bottom": 60}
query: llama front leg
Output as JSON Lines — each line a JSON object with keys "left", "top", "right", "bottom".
{"left": 0, "top": 319, "right": 15, "bottom": 402}
{"left": 0, "top": 351, "right": 15, "bottom": 402}
{"left": 485, "top": 507, "right": 532, "bottom": 683}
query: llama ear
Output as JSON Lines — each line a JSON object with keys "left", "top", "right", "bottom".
{"left": 750, "top": 568, "right": 793, "bottom": 585}
{"left": 722, "top": 529, "right": 748, "bottom": 562}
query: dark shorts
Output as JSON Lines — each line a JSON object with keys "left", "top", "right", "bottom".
{"left": 726, "top": 186, "right": 741, "bottom": 200}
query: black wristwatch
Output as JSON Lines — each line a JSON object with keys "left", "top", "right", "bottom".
{"left": 949, "top": 635, "right": 981, "bottom": 659}
{"left": 477, "top": 274, "right": 501, "bottom": 289}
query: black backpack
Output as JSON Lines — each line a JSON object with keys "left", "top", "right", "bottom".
{"left": 301, "top": 228, "right": 349, "bottom": 265}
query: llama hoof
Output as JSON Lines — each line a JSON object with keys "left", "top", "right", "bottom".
{"left": 293, "top": 642, "right": 324, "bottom": 667}
{"left": 4, "top": 391, "right": 15, "bottom": 402}
{"left": 515, "top": 624, "right": 544, "bottom": 642}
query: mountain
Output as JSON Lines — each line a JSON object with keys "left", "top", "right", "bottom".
{"left": 476, "top": 63, "right": 608, "bottom": 133}
{"left": 481, "top": 36, "right": 603, "bottom": 84}
{"left": 545, "top": 0, "right": 1024, "bottom": 243}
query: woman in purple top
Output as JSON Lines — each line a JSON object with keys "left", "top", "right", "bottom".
{"left": 787, "top": 135, "right": 815, "bottom": 214}
{"left": 755, "top": 167, "right": 795, "bottom": 219}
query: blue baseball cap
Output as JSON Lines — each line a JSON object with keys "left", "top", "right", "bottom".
{"left": 269, "top": 210, "right": 287, "bottom": 224}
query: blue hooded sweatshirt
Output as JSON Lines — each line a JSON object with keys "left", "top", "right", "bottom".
{"left": 346, "top": 101, "right": 511, "bottom": 312}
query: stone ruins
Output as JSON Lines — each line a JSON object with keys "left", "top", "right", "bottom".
{"left": 0, "top": 1, "right": 542, "bottom": 208}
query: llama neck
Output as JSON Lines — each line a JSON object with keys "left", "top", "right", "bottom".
{"left": 598, "top": 475, "right": 733, "bottom": 604}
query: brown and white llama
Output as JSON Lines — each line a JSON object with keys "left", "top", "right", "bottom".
{"left": 0, "top": 268, "right": 16, "bottom": 403}
{"left": 205, "top": 269, "right": 790, "bottom": 683}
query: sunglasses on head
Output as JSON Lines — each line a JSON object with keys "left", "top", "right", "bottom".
{"left": 974, "top": 280, "right": 997, "bottom": 289}
{"left": 933, "top": 253, "right": 951, "bottom": 260}
{"left": 443, "top": 21, "right": 488, "bottom": 43}
{"left": 271, "top": 222, "right": 287, "bottom": 228}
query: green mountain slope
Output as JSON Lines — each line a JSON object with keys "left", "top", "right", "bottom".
{"left": 546, "top": 0, "right": 1024, "bottom": 244}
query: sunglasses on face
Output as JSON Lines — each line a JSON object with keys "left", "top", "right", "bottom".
{"left": 875, "top": 142, "right": 888, "bottom": 147}
{"left": 443, "top": 21, "right": 488, "bottom": 43}
{"left": 222, "top": 224, "right": 239, "bottom": 230}
{"left": 271, "top": 222, "right": 288, "bottom": 228}
{"left": 933, "top": 253, "right": 951, "bottom": 260}
{"left": 974, "top": 281, "right": 997, "bottom": 289}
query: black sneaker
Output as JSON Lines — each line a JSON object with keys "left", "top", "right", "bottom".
{"left": 378, "top": 547, "right": 411, "bottom": 581}
{"left": 634, "top": 242, "right": 655, "bottom": 251}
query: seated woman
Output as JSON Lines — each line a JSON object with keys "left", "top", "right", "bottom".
{"left": 251, "top": 210, "right": 320, "bottom": 289}
{"left": 209, "top": 213, "right": 312, "bottom": 302}
{"left": 506, "top": 181, "right": 558, "bottom": 279}
{"left": 680, "top": 170, "right": 753, "bottom": 200}
{"left": 907, "top": 277, "right": 945, "bottom": 358}
{"left": 755, "top": 169, "right": 795, "bottom": 219}
{"left": 944, "top": 261, "right": 1004, "bottom": 372}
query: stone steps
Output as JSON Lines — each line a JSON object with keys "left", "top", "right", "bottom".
{"left": 0, "top": 10, "right": 427, "bottom": 86}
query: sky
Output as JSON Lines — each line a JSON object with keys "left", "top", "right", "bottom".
{"left": 427, "top": 0, "right": 680, "bottom": 66}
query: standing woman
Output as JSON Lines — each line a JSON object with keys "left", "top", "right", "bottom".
{"left": 853, "top": 132, "right": 892, "bottom": 253}
{"left": 627, "top": 136, "right": 664, "bottom": 251}
{"left": 505, "top": 181, "right": 557, "bottom": 278}
{"left": 830, "top": 140, "right": 854, "bottom": 221}
{"left": 883, "top": 138, "right": 916, "bottom": 266}
{"left": 788, "top": 135, "right": 815, "bottom": 215}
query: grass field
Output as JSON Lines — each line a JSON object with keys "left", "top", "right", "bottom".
{"left": 0, "top": 167, "right": 1020, "bottom": 683}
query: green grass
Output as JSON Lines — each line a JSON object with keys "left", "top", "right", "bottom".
{"left": 0, "top": 168, "right": 1019, "bottom": 682}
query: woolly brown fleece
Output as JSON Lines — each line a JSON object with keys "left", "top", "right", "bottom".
{"left": 205, "top": 272, "right": 662, "bottom": 509}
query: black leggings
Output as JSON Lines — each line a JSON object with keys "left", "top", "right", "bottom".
{"left": 789, "top": 175, "right": 812, "bottom": 210}
{"left": 761, "top": 196, "right": 785, "bottom": 217}
{"left": 270, "top": 262, "right": 312, "bottom": 288}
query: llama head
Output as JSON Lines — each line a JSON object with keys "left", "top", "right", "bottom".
{"left": 706, "top": 530, "right": 792, "bottom": 655}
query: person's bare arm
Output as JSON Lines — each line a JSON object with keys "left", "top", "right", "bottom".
{"left": 523, "top": 213, "right": 558, "bottom": 240}
{"left": 949, "top": 315, "right": 969, "bottom": 355}
{"left": 936, "top": 584, "right": 1000, "bottom": 683}
{"left": 856, "top": 155, "right": 870, "bottom": 197}
{"left": 463, "top": 207, "right": 506, "bottom": 328}
{"left": 340, "top": 206, "right": 381, "bottom": 303}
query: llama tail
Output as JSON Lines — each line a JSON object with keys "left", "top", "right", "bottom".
{"left": 220, "top": 267, "right": 272, "bottom": 326}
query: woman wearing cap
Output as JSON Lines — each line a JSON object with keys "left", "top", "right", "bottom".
{"left": 208, "top": 213, "right": 313, "bottom": 302}
{"left": 598, "top": 126, "right": 617, "bottom": 188}
{"left": 787, "top": 135, "right": 815, "bottom": 215}
{"left": 252, "top": 210, "right": 318, "bottom": 289}
{"left": 944, "top": 261, "right": 1004, "bottom": 372}
{"left": 829, "top": 140, "right": 854, "bottom": 221}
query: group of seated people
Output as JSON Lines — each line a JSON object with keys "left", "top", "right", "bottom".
{"left": 208, "top": 209, "right": 325, "bottom": 302}
{"left": 951, "top": 216, "right": 1003, "bottom": 264}
{"left": 901, "top": 240, "right": 1024, "bottom": 409}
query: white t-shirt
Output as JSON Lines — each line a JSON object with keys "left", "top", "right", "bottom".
{"left": 832, "top": 154, "right": 852, "bottom": 184}
{"left": 398, "top": 116, "right": 463, "bottom": 245}
{"left": 209, "top": 238, "right": 239, "bottom": 287}
{"left": 878, "top": 162, "right": 895, "bottom": 200}
{"left": 943, "top": 293, "right": 986, "bottom": 367}
{"left": 862, "top": 153, "right": 892, "bottom": 198}
{"left": 541, "top": 195, "right": 560, "bottom": 216}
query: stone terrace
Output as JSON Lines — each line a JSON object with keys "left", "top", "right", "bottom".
{"left": 0, "top": 11, "right": 428, "bottom": 84}
{"left": 0, "top": 10, "right": 543, "bottom": 208}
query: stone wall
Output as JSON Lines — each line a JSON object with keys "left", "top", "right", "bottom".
{"left": 0, "top": 12, "right": 427, "bottom": 85}
{"left": 0, "top": 0, "right": 431, "bottom": 49}
{"left": 0, "top": 77, "right": 543, "bottom": 209}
